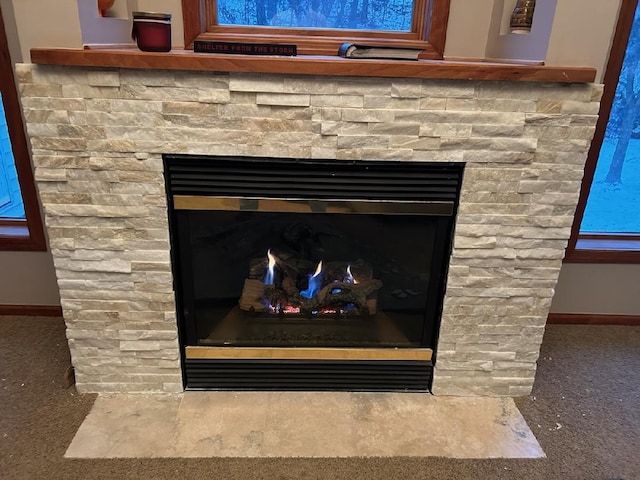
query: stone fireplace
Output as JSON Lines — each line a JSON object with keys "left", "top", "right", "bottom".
{"left": 17, "top": 63, "right": 601, "bottom": 395}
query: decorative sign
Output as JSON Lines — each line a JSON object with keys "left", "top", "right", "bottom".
{"left": 194, "top": 41, "right": 297, "bottom": 56}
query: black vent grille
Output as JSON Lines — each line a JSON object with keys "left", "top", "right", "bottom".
{"left": 185, "top": 359, "right": 432, "bottom": 392}
{"left": 164, "top": 155, "right": 464, "bottom": 202}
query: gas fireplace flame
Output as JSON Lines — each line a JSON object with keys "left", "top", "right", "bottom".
{"left": 264, "top": 249, "right": 277, "bottom": 285}
{"left": 346, "top": 265, "right": 358, "bottom": 284}
{"left": 300, "top": 260, "right": 323, "bottom": 299}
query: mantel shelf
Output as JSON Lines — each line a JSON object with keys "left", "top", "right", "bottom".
{"left": 30, "top": 48, "right": 597, "bottom": 83}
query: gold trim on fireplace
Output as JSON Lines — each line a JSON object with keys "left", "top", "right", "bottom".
{"left": 185, "top": 346, "right": 433, "bottom": 362}
{"left": 173, "top": 196, "right": 454, "bottom": 216}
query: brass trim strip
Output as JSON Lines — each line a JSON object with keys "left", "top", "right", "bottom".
{"left": 173, "top": 196, "right": 454, "bottom": 216}
{"left": 185, "top": 346, "right": 433, "bottom": 362}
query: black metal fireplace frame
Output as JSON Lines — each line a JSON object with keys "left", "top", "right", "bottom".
{"left": 164, "top": 155, "right": 464, "bottom": 392}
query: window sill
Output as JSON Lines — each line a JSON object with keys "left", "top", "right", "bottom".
{"left": 30, "top": 48, "right": 597, "bottom": 83}
{"left": 564, "top": 236, "right": 640, "bottom": 263}
{"left": 0, "top": 221, "right": 45, "bottom": 251}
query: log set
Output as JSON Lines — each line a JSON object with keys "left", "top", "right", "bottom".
{"left": 238, "top": 253, "right": 382, "bottom": 316}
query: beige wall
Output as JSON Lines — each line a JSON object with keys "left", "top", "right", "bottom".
{"left": 550, "top": 264, "right": 640, "bottom": 315}
{"left": 447, "top": 0, "right": 621, "bottom": 81}
{"left": 1, "top": 0, "right": 60, "bottom": 306}
{"left": 9, "top": 0, "right": 82, "bottom": 64}
{"left": 4, "top": 0, "right": 622, "bottom": 79}
{"left": 0, "top": 252, "right": 60, "bottom": 305}
{"left": 2, "top": 0, "right": 637, "bottom": 313}
{"left": 0, "top": 0, "right": 20, "bottom": 61}
{"left": 547, "top": 0, "right": 640, "bottom": 315}
{"left": 444, "top": 0, "right": 494, "bottom": 59}
{"left": 484, "top": 0, "right": 558, "bottom": 63}
{"left": 546, "top": 0, "right": 622, "bottom": 83}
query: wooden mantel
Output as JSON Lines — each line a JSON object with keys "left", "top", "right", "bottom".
{"left": 30, "top": 48, "right": 597, "bottom": 83}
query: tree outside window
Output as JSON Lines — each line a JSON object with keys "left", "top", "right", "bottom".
{"left": 580, "top": 2, "right": 640, "bottom": 235}
{"left": 184, "top": 0, "right": 449, "bottom": 58}
{"left": 216, "top": 0, "right": 414, "bottom": 31}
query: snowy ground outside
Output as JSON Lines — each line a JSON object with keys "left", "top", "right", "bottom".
{"left": 581, "top": 138, "right": 640, "bottom": 234}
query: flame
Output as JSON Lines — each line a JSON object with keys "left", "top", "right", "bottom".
{"left": 264, "top": 249, "right": 277, "bottom": 285}
{"left": 300, "top": 260, "right": 323, "bottom": 299}
{"left": 346, "top": 265, "right": 358, "bottom": 284}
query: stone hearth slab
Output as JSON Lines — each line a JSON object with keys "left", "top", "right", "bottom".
{"left": 65, "top": 392, "right": 545, "bottom": 458}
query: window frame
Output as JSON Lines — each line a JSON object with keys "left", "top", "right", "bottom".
{"left": 565, "top": 0, "right": 640, "bottom": 264}
{"left": 0, "top": 5, "right": 47, "bottom": 251}
{"left": 181, "top": 0, "right": 451, "bottom": 58}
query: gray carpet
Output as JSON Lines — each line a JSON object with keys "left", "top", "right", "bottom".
{"left": 1, "top": 315, "right": 638, "bottom": 479}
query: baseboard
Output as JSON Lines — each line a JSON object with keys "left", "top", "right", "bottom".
{"left": 0, "top": 304, "right": 62, "bottom": 317}
{"left": 547, "top": 313, "right": 640, "bottom": 326}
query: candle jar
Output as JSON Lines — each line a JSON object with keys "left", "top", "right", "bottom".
{"left": 132, "top": 11, "right": 172, "bottom": 52}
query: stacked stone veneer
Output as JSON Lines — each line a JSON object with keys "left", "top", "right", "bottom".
{"left": 17, "top": 63, "right": 602, "bottom": 395}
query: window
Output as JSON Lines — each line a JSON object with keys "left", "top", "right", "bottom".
{"left": 566, "top": 0, "right": 640, "bottom": 263}
{"left": 181, "top": 0, "right": 451, "bottom": 58}
{"left": 0, "top": 5, "right": 46, "bottom": 251}
{"left": 0, "top": 92, "right": 26, "bottom": 220}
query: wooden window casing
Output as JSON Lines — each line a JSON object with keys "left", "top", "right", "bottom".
{"left": 0, "top": 5, "right": 46, "bottom": 251}
{"left": 182, "top": 0, "right": 451, "bottom": 58}
{"left": 564, "top": 0, "right": 640, "bottom": 264}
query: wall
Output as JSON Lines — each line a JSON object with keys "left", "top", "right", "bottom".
{"left": 548, "top": 0, "right": 640, "bottom": 316}
{"left": 0, "top": 0, "right": 60, "bottom": 307}
{"left": 0, "top": 252, "right": 60, "bottom": 305}
{"left": 484, "top": 0, "right": 558, "bottom": 64}
{"left": 9, "top": 0, "right": 82, "bottom": 64}
{"left": 443, "top": 0, "right": 494, "bottom": 59}
{"left": 4, "top": 0, "right": 623, "bottom": 80}
{"left": 547, "top": 0, "right": 623, "bottom": 83}
{"left": 551, "top": 264, "right": 640, "bottom": 315}
{"left": 76, "top": 0, "right": 133, "bottom": 47}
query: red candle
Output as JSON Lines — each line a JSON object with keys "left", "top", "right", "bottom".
{"left": 132, "top": 12, "right": 172, "bottom": 52}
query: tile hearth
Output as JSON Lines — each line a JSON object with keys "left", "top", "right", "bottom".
{"left": 65, "top": 392, "right": 544, "bottom": 458}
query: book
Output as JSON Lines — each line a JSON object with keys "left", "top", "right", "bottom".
{"left": 338, "top": 43, "right": 423, "bottom": 61}
{"left": 194, "top": 40, "right": 297, "bottom": 56}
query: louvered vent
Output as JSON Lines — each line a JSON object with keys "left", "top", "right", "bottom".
{"left": 164, "top": 155, "right": 464, "bottom": 202}
{"left": 185, "top": 359, "right": 432, "bottom": 392}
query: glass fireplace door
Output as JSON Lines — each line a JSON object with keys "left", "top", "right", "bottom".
{"left": 174, "top": 199, "right": 452, "bottom": 350}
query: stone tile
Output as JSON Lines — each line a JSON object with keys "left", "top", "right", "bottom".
{"left": 65, "top": 394, "right": 181, "bottom": 458}
{"left": 262, "top": 392, "right": 359, "bottom": 457}
{"left": 170, "top": 392, "right": 270, "bottom": 457}
{"left": 65, "top": 392, "right": 544, "bottom": 459}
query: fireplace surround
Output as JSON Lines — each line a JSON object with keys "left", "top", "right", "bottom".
{"left": 17, "top": 63, "right": 601, "bottom": 395}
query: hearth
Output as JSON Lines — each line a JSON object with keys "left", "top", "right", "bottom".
{"left": 164, "top": 155, "right": 463, "bottom": 391}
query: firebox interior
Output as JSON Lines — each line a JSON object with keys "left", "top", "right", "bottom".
{"left": 178, "top": 210, "right": 438, "bottom": 348}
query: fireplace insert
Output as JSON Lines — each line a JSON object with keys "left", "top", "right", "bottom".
{"left": 164, "top": 155, "right": 463, "bottom": 391}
